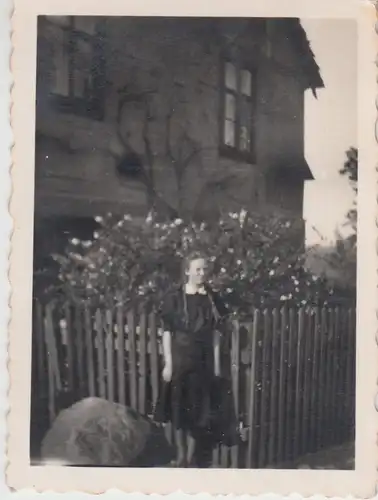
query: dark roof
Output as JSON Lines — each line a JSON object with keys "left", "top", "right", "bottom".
{"left": 285, "top": 18, "right": 325, "bottom": 95}
{"left": 271, "top": 158, "right": 314, "bottom": 181}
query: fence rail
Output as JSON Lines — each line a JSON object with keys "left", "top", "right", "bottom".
{"left": 30, "top": 300, "right": 356, "bottom": 468}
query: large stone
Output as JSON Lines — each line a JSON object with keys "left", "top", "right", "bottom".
{"left": 41, "top": 397, "right": 173, "bottom": 467}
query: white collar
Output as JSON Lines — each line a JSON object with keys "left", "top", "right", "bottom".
{"left": 185, "top": 283, "right": 207, "bottom": 295}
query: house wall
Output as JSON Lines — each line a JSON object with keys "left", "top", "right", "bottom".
{"left": 34, "top": 17, "right": 309, "bottom": 236}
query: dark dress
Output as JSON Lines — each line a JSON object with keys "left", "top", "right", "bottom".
{"left": 154, "top": 288, "right": 228, "bottom": 434}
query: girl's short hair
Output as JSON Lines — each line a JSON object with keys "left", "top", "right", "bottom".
{"left": 183, "top": 250, "right": 208, "bottom": 272}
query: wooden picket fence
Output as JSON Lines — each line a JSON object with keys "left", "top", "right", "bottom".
{"left": 30, "top": 299, "right": 356, "bottom": 468}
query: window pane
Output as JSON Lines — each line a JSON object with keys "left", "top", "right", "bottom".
{"left": 49, "top": 24, "right": 70, "bottom": 96}
{"left": 225, "top": 93, "right": 236, "bottom": 120}
{"left": 241, "top": 69, "right": 252, "bottom": 96}
{"left": 74, "top": 38, "right": 92, "bottom": 71}
{"left": 46, "top": 16, "right": 70, "bottom": 27}
{"left": 74, "top": 16, "right": 97, "bottom": 35}
{"left": 224, "top": 119, "right": 235, "bottom": 147}
{"left": 73, "top": 38, "right": 93, "bottom": 97}
{"left": 225, "top": 62, "right": 237, "bottom": 90}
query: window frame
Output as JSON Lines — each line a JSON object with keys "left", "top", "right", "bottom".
{"left": 219, "top": 57, "right": 257, "bottom": 163}
{"left": 42, "top": 15, "right": 106, "bottom": 121}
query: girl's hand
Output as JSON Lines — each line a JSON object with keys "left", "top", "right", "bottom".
{"left": 162, "top": 363, "right": 173, "bottom": 382}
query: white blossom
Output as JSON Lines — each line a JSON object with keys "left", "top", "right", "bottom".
{"left": 117, "top": 220, "right": 124, "bottom": 227}
{"left": 221, "top": 267, "right": 226, "bottom": 273}
{"left": 93, "top": 232, "right": 99, "bottom": 239}
{"left": 174, "top": 218, "right": 183, "bottom": 226}
{"left": 71, "top": 238, "right": 80, "bottom": 246}
{"left": 82, "top": 240, "right": 92, "bottom": 248}
{"left": 239, "top": 208, "right": 247, "bottom": 226}
{"left": 269, "top": 269, "right": 275, "bottom": 276}
{"left": 273, "top": 256, "right": 279, "bottom": 264}
{"left": 94, "top": 216, "right": 103, "bottom": 223}
{"left": 236, "top": 259, "right": 242, "bottom": 265}
{"left": 226, "top": 288, "right": 233, "bottom": 293}
{"left": 123, "top": 214, "right": 132, "bottom": 221}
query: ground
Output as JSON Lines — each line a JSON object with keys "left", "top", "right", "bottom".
{"left": 294, "top": 442, "right": 354, "bottom": 470}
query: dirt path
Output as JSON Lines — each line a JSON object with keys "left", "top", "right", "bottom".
{"left": 287, "top": 442, "right": 355, "bottom": 470}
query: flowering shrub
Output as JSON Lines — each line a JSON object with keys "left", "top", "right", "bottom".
{"left": 38, "top": 210, "right": 354, "bottom": 317}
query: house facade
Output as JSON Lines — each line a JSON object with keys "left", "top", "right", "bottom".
{"left": 34, "top": 16, "right": 323, "bottom": 265}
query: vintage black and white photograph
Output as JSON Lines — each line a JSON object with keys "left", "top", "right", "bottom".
{"left": 28, "top": 14, "right": 361, "bottom": 471}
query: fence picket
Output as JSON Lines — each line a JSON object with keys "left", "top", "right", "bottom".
{"left": 84, "top": 305, "right": 96, "bottom": 397}
{"left": 45, "top": 303, "right": 62, "bottom": 392}
{"left": 127, "top": 309, "right": 138, "bottom": 410}
{"left": 105, "top": 308, "right": 115, "bottom": 403}
{"left": 277, "top": 307, "right": 287, "bottom": 463}
{"left": 293, "top": 307, "right": 304, "bottom": 458}
{"left": 139, "top": 311, "right": 148, "bottom": 415}
{"left": 285, "top": 308, "right": 296, "bottom": 460}
{"left": 268, "top": 308, "right": 279, "bottom": 465}
{"left": 63, "top": 302, "right": 74, "bottom": 392}
{"left": 34, "top": 301, "right": 46, "bottom": 393}
{"left": 258, "top": 309, "right": 271, "bottom": 467}
{"left": 301, "top": 309, "right": 312, "bottom": 454}
{"left": 75, "top": 305, "right": 85, "bottom": 397}
{"left": 149, "top": 312, "right": 159, "bottom": 409}
{"left": 230, "top": 319, "right": 240, "bottom": 468}
{"left": 316, "top": 307, "right": 327, "bottom": 448}
{"left": 309, "top": 307, "right": 320, "bottom": 451}
{"left": 246, "top": 310, "right": 259, "bottom": 468}
{"left": 95, "top": 309, "right": 106, "bottom": 399}
{"left": 44, "top": 304, "right": 61, "bottom": 424}
{"left": 332, "top": 308, "right": 341, "bottom": 443}
{"left": 325, "top": 309, "right": 334, "bottom": 446}
{"left": 346, "top": 308, "right": 355, "bottom": 437}
{"left": 116, "top": 304, "right": 126, "bottom": 406}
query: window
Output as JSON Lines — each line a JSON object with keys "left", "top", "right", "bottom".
{"left": 43, "top": 16, "right": 105, "bottom": 120}
{"left": 220, "top": 60, "right": 256, "bottom": 160}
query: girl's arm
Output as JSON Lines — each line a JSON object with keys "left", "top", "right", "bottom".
{"left": 214, "top": 329, "right": 221, "bottom": 377}
{"left": 162, "top": 330, "right": 172, "bottom": 368}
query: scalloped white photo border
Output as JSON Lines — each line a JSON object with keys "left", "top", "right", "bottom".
{"left": 4, "top": 0, "right": 378, "bottom": 497}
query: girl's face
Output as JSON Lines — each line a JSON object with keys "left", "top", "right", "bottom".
{"left": 186, "top": 258, "right": 208, "bottom": 286}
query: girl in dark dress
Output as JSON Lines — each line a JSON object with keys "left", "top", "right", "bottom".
{"left": 154, "top": 251, "right": 228, "bottom": 467}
